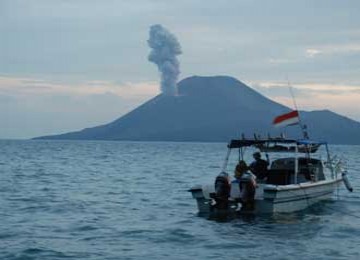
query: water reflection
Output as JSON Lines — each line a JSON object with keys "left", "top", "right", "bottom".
{"left": 197, "top": 202, "right": 333, "bottom": 242}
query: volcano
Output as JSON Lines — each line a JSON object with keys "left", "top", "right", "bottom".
{"left": 34, "top": 76, "right": 360, "bottom": 144}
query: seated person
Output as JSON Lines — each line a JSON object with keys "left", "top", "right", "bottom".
{"left": 249, "top": 152, "right": 269, "bottom": 180}
{"left": 233, "top": 160, "right": 257, "bottom": 210}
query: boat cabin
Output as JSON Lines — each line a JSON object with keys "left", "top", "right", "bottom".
{"left": 225, "top": 137, "right": 331, "bottom": 186}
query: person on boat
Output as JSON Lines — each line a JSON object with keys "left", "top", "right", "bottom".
{"left": 249, "top": 152, "right": 269, "bottom": 181}
{"left": 233, "top": 161, "right": 257, "bottom": 211}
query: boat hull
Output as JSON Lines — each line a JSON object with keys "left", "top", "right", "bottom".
{"left": 259, "top": 177, "right": 343, "bottom": 213}
{"left": 189, "top": 177, "right": 343, "bottom": 214}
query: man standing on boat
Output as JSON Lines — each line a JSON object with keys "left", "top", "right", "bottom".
{"left": 249, "top": 152, "right": 269, "bottom": 181}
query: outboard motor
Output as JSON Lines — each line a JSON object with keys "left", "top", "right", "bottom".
{"left": 213, "top": 172, "right": 230, "bottom": 210}
{"left": 342, "top": 171, "right": 353, "bottom": 192}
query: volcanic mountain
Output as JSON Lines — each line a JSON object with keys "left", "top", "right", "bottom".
{"left": 34, "top": 76, "right": 360, "bottom": 144}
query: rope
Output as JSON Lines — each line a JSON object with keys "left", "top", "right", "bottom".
{"left": 300, "top": 185, "right": 310, "bottom": 208}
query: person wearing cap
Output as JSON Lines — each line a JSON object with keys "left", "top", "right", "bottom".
{"left": 233, "top": 160, "right": 257, "bottom": 210}
{"left": 249, "top": 152, "right": 269, "bottom": 181}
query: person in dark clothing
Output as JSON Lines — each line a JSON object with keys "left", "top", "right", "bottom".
{"left": 249, "top": 152, "right": 269, "bottom": 180}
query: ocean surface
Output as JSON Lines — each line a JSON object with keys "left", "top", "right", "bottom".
{"left": 1, "top": 140, "right": 360, "bottom": 260}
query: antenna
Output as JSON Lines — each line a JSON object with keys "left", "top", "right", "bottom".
{"left": 286, "top": 78, "right": 309, "bottom": 139}
{"left": 288, "top": 83, "right": 298, "bottom": 111}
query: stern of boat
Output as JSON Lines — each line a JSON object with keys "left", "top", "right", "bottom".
{"left": 188, "top": 185, "right": 214, "bottom": 213}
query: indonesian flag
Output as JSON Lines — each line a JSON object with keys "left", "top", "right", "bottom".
{"left": 273, "top": 110, "right": 300, "bottom": 128}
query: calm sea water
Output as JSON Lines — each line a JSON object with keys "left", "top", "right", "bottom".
{"left": 1, "top": 140, "right": 359, "bottom": 260}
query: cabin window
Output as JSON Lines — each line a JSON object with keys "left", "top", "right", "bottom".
{"left": 268, "top": 157, "right": 325, "bottom": 184}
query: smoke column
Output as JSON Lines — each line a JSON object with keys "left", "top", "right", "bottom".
{"left": 148, "top": 24, "right": 182, "bottom": 96}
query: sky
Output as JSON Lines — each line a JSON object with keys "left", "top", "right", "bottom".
{"left": 1, "top": 0, "right": 360, "bottom": 139}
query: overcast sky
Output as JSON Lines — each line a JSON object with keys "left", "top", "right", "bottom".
{"left": 1, "top": 0, "right": 360, "bottom": 139}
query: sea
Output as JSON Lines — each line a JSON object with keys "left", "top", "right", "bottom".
{"left": 1, "top": 140, "right": 360, "bottom": 260}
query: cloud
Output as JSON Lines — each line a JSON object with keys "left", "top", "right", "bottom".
{"left": 268, "top": 58, "right": 297, "bottom": 64}
{"left": 252, "top": 81, "right": 360, "bottom": 100}
{"left": 250, "top": 81, "right": 360, "bottom": 122}
{"left": 306, "top": 49, "right": 322, "bottom": 58}
{"left": 0, "top": 76, "right": 160, "bottom": 138}
{"left": 0, "top": 76, "right": 159, "bottom": 98}
{"left": 305, "top": 44, "right": 360, "bottom": 58}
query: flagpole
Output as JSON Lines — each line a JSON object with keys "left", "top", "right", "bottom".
{"left": 287, "top": 81, "right": 309, "bottom": 139}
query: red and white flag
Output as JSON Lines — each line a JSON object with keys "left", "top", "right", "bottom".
{"left": 273, "top": 110, "right": 300, "bottom": 128}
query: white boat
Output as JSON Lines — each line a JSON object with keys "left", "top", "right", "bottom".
{"left": 189, "top": 138, "right": 353, "bottom": 214}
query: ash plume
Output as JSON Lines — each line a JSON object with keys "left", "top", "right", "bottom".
{"left": 148, "top": 24, "right": 182, "bottom": 96}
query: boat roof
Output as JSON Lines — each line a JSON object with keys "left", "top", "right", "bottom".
{"left": 228, "top": 138, "right": 327, "bottom": 149}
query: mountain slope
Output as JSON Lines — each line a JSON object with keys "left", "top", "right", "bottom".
{"left": 34, "top": 76, "right": 360, "bottom": 144}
